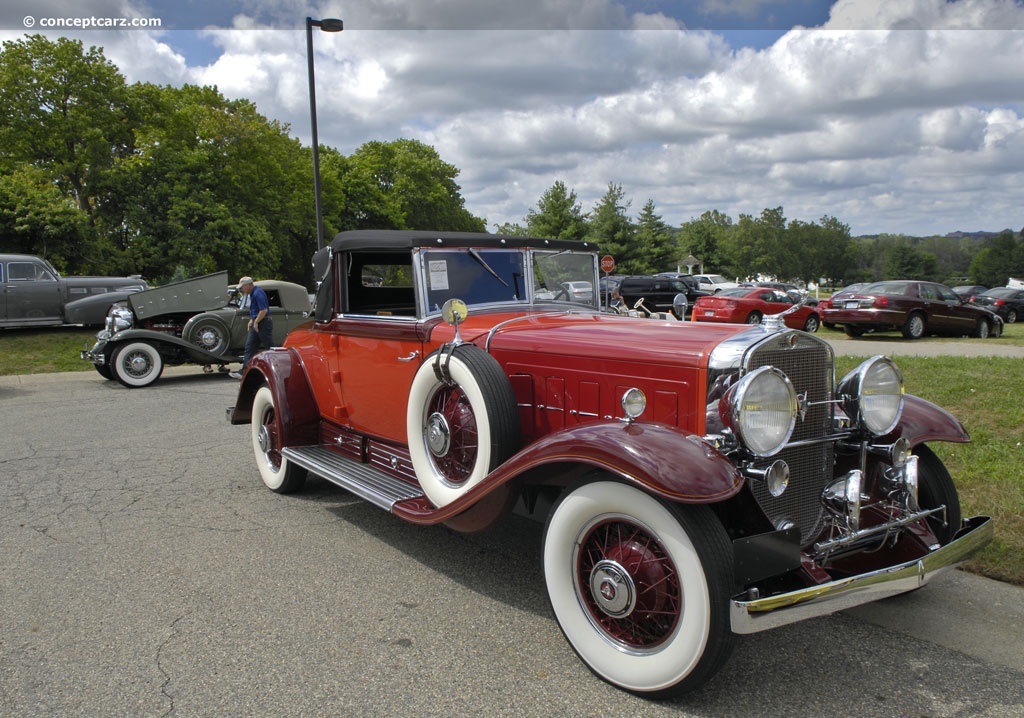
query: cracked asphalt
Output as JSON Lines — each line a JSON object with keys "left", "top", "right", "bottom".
{"left": 1, "top": 363, "right": 1023, "bottom": 717}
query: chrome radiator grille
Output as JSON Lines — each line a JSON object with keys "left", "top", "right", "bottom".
{"left": 744, "top": 332, "right": 834, "bottom": 546}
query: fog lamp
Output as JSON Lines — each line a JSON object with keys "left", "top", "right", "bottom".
{"left": 822, "top": 470, "right": 862, "bottom": 531}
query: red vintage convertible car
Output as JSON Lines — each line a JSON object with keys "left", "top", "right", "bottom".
{"left": 692, "top": 286, "right": 821, "bottom": 331}
{"left": 227, "top": 230, "right": 991, "bottom": 698}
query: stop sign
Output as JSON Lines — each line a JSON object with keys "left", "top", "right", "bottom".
{"left": 600, "top": 255, "right": 615, "bottom": 273}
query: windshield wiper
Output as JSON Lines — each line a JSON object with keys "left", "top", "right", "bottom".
{"left": 468, "top": 248, "right": 509, "bottom": 287}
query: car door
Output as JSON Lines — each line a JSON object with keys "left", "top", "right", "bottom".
{"left": 3, "top": 259, "right": 62, "bottom": 324}
{"left": 934, "top": 283, "right": 978, "bottom": 334}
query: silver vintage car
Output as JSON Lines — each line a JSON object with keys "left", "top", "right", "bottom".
{"left": 81, "top": 271, "right": 311, "bottom": 387}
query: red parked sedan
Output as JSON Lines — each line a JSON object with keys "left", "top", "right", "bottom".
{"left": 692, "top": 287, "right": 821, "bottom": 331}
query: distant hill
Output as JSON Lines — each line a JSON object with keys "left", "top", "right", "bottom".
{"left": 854, "top": 229, "right": 1018, "bottom": 241}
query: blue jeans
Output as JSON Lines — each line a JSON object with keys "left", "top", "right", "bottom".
{"left": 243, "top": 318, "right": 274, "bottom": 366}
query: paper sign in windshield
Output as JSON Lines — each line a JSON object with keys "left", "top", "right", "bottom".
{"left": 428, "top": 260, "right": 449, "bottom": 291}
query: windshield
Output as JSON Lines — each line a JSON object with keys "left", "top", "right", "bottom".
{"left": 417, "top": 247, "right": 598, "bottom": 314}
{"left": 532, "top": 250, "right": 598, "bottom": 306}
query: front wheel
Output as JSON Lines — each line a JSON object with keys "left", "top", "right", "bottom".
{"left": 974, "top": 318, "right": 990, "bottom": 339}
{"left": 111, "top": 341, "right": 164, "bottom": 388}
{"left": 914, "top": 444, "right": 962, "bottom": 545}
{"left": 543, "top": 480, "right": 735, "bottom": 698}
{"left": 251, "top": 386, "right": 307, "bottom": 493}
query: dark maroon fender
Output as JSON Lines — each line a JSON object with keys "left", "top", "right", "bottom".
{"left": 498, "top": 421, "right": 744, "bottom": 502}
{"left": 886, "top": 393, "right": 970, "bottom": 446}
{"left": 228, "top": 347, "right": 320, "bottom": 448}
{"left": 396, "top": 420, "right": 744, "bottom": 526}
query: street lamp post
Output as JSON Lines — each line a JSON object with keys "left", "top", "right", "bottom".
{"left": 305, "top": 16, "right": 344, "bottom": 251}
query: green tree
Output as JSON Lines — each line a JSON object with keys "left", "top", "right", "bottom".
{"left": 633, "top": 199, "right": 677, "bottom": 273}
{"left": 525, "top": 181, "right": 588, "bottom": 241}
{"left": 0, "top": 34, "right": 132, "bottom": 271}
{"left": 679, "top": 210, "right": 732, "bottom": 273}
{"left": 0, "top": 164, "right": 89, "bottom": 269}
{"left": 586, "top": 183, "right": 638, "bottom": 272}
{"left": 969, "top": 230, "right": 1023, "bottom": 287}
{"left": 885, "top": 243, "right": 938, "bottom": 280}
{"left": 338, "top": 139, "right": 485, "bottom": 233}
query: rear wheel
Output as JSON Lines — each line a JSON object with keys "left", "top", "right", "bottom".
{"left": 186, "top": 316, "right": 231, "bottom": 355}
{"left": 111, "top": 341, "right": 164, "bottom": 388}
{"left": 803, "top": 314, "right": 820, "bottom": 332}
{"left": 901, "top": 312, "right": 926, "bottom": 339}
{"left": 1006, "top": 308, "right": 1017, "bottom": 324}
{"left": 544, "top": 479, "right": 735, "bottom": 698}
{"left": 843, "top": 325, "right": 865, "bottom": 338}
{"left": 251, "top": 386, "right": 307, "bottom": 493}
{"left": 745, "top": 311, "right": 762, "bottom": 324}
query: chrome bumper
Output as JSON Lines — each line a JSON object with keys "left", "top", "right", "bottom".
{"left": 80, "top": 338, "right": 108, "bottom": 365}
{"left": 730, "top": 515, "right": 992, "bottom": 634}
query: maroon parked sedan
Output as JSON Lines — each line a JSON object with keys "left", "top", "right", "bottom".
{"left": 821, "top": 280, "right": 1003, "bottom": 339}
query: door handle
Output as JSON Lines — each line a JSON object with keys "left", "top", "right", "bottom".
{"left": 398, "top": 351, "right": 420, "bottom": 362}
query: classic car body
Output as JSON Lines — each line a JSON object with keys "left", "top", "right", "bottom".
{"left": 227, "top": 230, "right": 991, "bottom": 698}
{"left": 692, "top": 287, "right": 821, "bottom": 331}
{"left": 81, "top": 271, "right": 311, "bottom": 387}
{"left": 0, "top": 253, "right": 148, "bottom": 328}
{"left": 822, "top": 280, "right": 1003, "bottom": 339}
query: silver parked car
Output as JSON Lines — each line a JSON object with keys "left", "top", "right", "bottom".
{"left": 81, "top": 271, "right": 311, "bottom": 387}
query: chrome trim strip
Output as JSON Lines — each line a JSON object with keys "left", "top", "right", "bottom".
{"left": 729, "top": 516, "right": 992, "bottom": 635}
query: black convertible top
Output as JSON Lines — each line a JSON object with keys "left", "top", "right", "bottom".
{"left": 327, "top": 229, "right": 597, "bottom": 254}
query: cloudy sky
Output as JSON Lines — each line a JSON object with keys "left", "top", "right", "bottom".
{"left": 3, "top": 0, "right": 1023, "bottom": 237}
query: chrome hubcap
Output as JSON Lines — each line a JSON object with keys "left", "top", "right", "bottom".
{"left": 589, "top": 559, "right": 637, "bottom": 618}
{"left": 426, "top": 411, "right": 451, "bottom": 457}
{"left": 257, "top": 424, "right": 271, "bottom": 453}
{"left": 128, "top": 353, "right": 149, "bottom": 374}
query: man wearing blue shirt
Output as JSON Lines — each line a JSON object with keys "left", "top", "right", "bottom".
{"left": 230, "top": 276, "right": 273, "bottom": 379}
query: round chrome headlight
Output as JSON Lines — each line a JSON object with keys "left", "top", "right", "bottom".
{"left": 720, "top": 366, "right": 797, "bottom": 457}
{"left": 106, "top": 305, "right": 134, "bottom": 334}
{"left": 838, "top": 356, "right": 905, "bottom": 436}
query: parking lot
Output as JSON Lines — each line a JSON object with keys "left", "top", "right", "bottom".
{"left": 2, "top": 366, "right": 1023, "bottom": 717}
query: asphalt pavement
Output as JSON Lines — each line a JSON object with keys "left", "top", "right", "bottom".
{"left": 1, "top": 358, "right": 1022, "bottom": 717}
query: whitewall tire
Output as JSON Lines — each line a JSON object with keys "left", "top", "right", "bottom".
{"left": 111, "top": 341, "right": 164, "bottom": 388}
{"left": 251, "top": 386, "right": 307, "bottom": 493}
{"left": 543, "top": 480, "right": 734, "bottom": 698}
{"left": 407, "top": 345, "right": 519, "bottom": 507}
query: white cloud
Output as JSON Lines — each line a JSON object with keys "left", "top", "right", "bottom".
{"left": 5, "top": 0, "right": 1024, "bottom": 236}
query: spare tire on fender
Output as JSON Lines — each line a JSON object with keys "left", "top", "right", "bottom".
{"left": 407, "top": 344, "right": 521, "bottom": 507}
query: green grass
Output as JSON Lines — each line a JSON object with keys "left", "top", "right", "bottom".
{"left": 0, "top": 327, "right": 99, "bottom": 375}
{"left": 834, "top": 353, "right": 1024, "bottom": 586}
{"left": 3, "top": 324, "right": 1023, "bottom": 585}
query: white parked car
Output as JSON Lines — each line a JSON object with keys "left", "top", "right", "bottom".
{"left": 694, "top": 274, "right": 740, "bottom": 293}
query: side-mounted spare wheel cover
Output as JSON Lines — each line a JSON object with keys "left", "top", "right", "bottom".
{"left": 407, "top": 344, "right": 521, "bottom": 507}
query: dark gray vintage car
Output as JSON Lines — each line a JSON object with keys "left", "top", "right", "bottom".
{"left": 0, "top": 253, "right": 148, "bottom": 328}
{"left": 81, "top": 271, "right": 311, "bottom": 387}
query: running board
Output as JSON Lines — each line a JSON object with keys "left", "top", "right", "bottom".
{"left": 282, "top": 445, "right": 424, "bottom": 511}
